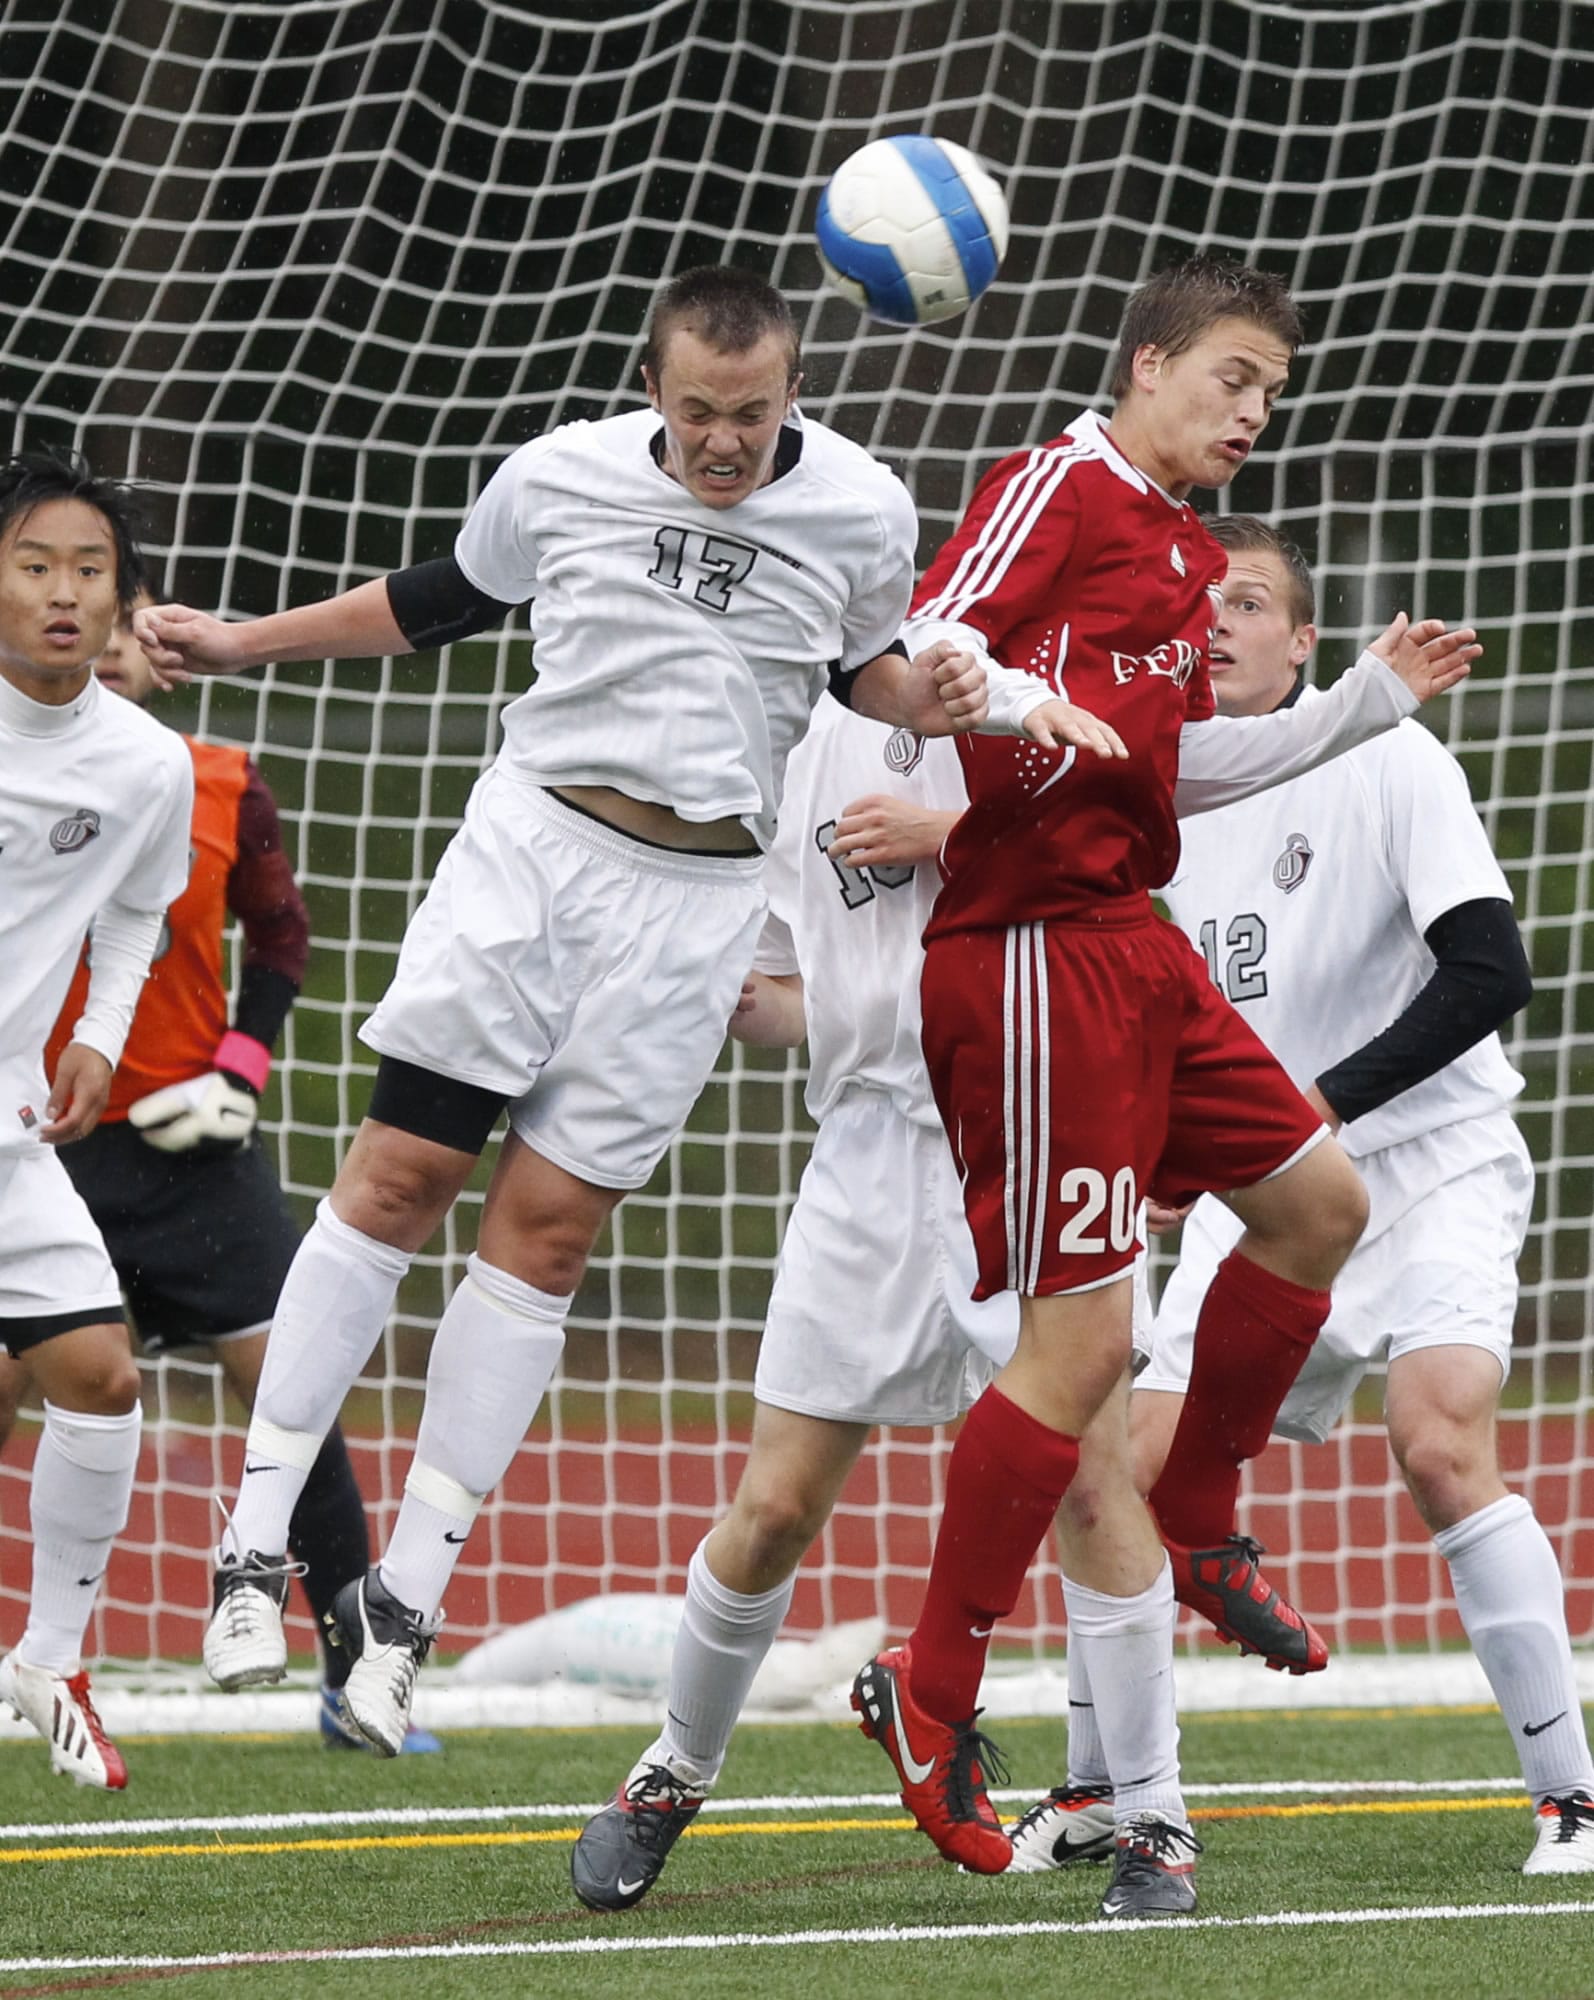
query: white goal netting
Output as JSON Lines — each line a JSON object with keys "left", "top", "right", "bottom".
{"left": 1, "top": 0, "right": 1591, "bottom": 1684}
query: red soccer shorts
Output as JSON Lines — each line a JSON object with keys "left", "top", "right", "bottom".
{"left": 920, "top": 908, "right": 1325, "bottom": 1299}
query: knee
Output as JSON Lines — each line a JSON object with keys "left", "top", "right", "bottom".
{"left": 64, "top": 1350, "right": 142, "bottom": 1418}
{"left": 1392, "top": 1423, "right": 1481, "bottom": 1532}
{"left": 726, "top": 1476, "right": 830, "bottom": 1577}
{"left": 1302, "top": 1151, "right": 1368, "bottom": 1268}
{"left": 508, "top": 1226, "right": 592, "bottom": 1298}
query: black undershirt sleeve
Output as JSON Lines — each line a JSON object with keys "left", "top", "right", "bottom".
{"left": 828, "top": 637, "right": 910, "bottom": 710}
{"left": 385, "top": 556, "right": 517, "bottom": 650}
{"left": 1315, "top": 896, "right": 1532, "bottom": 1125}
{"left": 232, "top": 964, "right": 299, "bottom": 1053}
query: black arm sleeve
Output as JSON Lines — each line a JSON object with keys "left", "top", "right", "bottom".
{"left": 232, "top": 964, "right": 299, "bottom": 1051}
{"left": 1315, "top": 897, "right": 1533, "bottom": 1125}
{"left": 385, "top": 556, "right": 516, "bottom": 650}
{"left": 828, "top": 637, "right": 910, "bottom": 710}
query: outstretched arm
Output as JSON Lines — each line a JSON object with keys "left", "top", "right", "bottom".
{"left": 135, "top": 578, "right": 408, "bottom": 683}
{"left": 1174, "top": 616, "right": 1480, "bottom": 818}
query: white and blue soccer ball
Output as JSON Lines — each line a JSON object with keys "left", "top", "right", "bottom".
{"left": 816, "top": 134, "right": 1009, "bottom": 327}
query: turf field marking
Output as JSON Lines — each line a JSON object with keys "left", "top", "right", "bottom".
{"left": 0, "top": 1794, "right": 1538, "bottom": 1866}
{"left": 0, "top": 1776, "right": 1530, "bottom": 1844}
{"left": 3, "top": 1899, "right": 1593, "bottom": 1974}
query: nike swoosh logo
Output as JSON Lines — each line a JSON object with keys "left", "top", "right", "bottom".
{"left": 896, "top": 1717, "right": 938, "bottom": 1786}
{"left": 243, "top": 1463, "right": 278, "bottom": 1475}
{"left": 1524, "top": 1712, "right": 1567, "bottom": 1737}
{"left": 616, "top": 1873, "right": 647, "bottom": 1897}
{"left": 77, "top": 1571, "right": 106, "bottom": 1587}
{"left": 443, "top": 1530, "right": 468, "bottom": 1544}
{"left": 970, "top": 1624, "right": 993, "bottom": 1639}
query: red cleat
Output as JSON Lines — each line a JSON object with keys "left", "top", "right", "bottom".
{"left": 1166, "top": 1534, "right": 1328, "bottom": 1674}
{"left": 0, "top": 1652, "right": 128, "bottom": 1789}
{"left": 851, "top": 1644, "right": 1012, "bottom": 1874}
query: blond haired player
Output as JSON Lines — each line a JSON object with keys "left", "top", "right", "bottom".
{"left": 135, "top": 267, "right": 1107, "bottom": 1756}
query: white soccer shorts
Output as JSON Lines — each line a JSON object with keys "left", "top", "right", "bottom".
{"left": 0, "top": 1146, "right": 124, "bottom": 1348}
{"left": 1140, "top": 1113, "right": 1533, "bottom": 1443}
{"left": 754, "top": 1087, "right": 1019, "bottom": 1429}
{"left": 361, "top": 770, "right": 767, "bottom": 1190}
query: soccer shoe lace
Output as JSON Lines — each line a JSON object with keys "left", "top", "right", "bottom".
{"left": 570, "top": 1760, "right": 711, "bottom": 1911}
{"left": 0, "top": 1652, "right": 128, "bottom": 1791}
{"left": 851, "top": 1644, "right": 1013, "bottom": 1874}
{"left": 1007, "top": 1781, "right": 1117, "bottom": 1873}
{"left": 1166, "top": 1533, "right": 1328, "bottom": 1674}
{"left": 1523, "top": 1789, "right": 1594, "bottom": 1875}
{"left": 1099, "top": 1812, "right": 1202, "bottom": 1919}
{"left": 202, "top": 1546, "right": 306, "bottom": 1691}
{"left": 327, "top": 1570, "right": 441, "bottom": 1758}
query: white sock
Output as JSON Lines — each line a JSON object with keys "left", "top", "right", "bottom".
{"left": 653, "top": 1541, "right": 796, "bottom": 1782}
{"left": 378, "top": 1254, "right": 568, "bottom": 1620}
{"left": 1436, "top": 1492, "right": 1594, "bottom": 1802}
{"left": 1062, "top": 1559, "right": 1185, "bottom": 1825}
{"left": 1062, "top": 1619, "right": 1109, "bottom": 1787}
{"left": 225, "top": 1199, "right": 412, "bottom": 1561}
{"left": 22, "top": 1401, "right": 141, "bottom": 1675}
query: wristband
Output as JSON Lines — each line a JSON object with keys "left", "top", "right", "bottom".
{"left": 213, "top": 1029, "right": 272, "bottom": 1095}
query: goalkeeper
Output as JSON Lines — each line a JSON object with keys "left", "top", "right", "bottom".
{"left": 0, "top": 595, "right": 437, "bottom": 1754}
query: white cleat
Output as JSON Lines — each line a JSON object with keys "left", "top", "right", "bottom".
{"left": 327, "top": 1569, "right": 440, "bottom": 1758}
{"left": 203, "top": 1549, "right": 303, "bottom": 1690}
{"left": 0, "top": 1651, "right": 127, "bottom": 1790}
{"left": 1007, "top": 1781, "right": 1117, "bottom": 1872}
{"left": 1523, "top": 1790, "right": 1594, "bottom": 1874}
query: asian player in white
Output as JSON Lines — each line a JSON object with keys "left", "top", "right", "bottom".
{"left": 0, "top": 450, "right": 193, "bottom": 1788}
{"left": 1017, "top": 515, "right": 1594, "bottom": 1877}
{"left": 135, "top": 267, "right": 1110, "bottom": 1755}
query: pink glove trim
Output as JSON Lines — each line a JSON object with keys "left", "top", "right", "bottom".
{"left": 213, "top": 1030, "right": 271, "bottom": 1094}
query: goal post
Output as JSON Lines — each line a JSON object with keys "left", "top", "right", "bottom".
{"left": 1, "top": 0, "right": 1590, "bottom": 1692}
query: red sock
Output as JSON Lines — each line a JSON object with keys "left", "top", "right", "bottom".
{"left": 908, "top": 1386, "right": 1080, "bottom": 1724}
{"left": 1149, "top": 1249, "right": 1329, "bottom": 1547}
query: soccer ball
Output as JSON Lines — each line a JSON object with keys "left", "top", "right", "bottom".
{"left": 816, "top": 135, "right": 1009, "bottom": 327}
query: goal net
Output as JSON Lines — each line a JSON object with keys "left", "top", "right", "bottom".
{"left": 2, "top": 0, "right": 1590, "bottom": 1692}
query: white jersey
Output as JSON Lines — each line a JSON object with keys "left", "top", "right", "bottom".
{"left": 1163, "top": 700, "right": 1521, "bottom": 1158}
{"left": 454, "top": 407, "right": 918, "bottom": 849}
{"left": 753, "top": 693, "right": 967, "bottom": 1127}
{"left": 0, "top": 673, "right": 192, "bottom": 1155}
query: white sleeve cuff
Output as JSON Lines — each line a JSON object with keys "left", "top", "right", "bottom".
{"left": 900, "top": 614, "right": 1056, "bottom": 736}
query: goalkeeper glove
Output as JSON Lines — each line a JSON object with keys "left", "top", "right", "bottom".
{"left": 128, "top": 1070, "right": 259, "bottom": 1153}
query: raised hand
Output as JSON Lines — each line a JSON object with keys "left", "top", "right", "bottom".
{"left": 133, "top": 603, "right": 254, "bottom": 685}
{"left": 1367, "top": 612, "right": 1480, "bottom": 703}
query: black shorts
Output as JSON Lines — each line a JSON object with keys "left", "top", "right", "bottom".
{"left": 57, "top": 1120, "right": 302, "bottom": 1351}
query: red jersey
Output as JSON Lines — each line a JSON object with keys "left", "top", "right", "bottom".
{"left": 916, "top": 410, "right": 1224, "bottom": 935}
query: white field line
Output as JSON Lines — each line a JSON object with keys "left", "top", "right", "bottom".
{"left": 4, "top": 1901, "right": 1594, "bottom": 1972}
{"left": 0, "top": 1776, "right": 1529, "bottom": 1843}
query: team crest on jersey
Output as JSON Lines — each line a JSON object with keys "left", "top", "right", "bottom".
{"left": 883, "top": 728, "right": 925, "bottom": 775}
{"left": 1170, "top": 541, "right": 1187, "bottom": 577}
{"left": 50, "top": 808, "right": 101, "bottom": 855}
{"left": 1273, "top": 832, "right": 1313, "bottom": 893}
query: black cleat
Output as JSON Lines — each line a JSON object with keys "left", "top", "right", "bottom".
{"left": 571, "top": 1760, "right": 710, "bottom": 1911}
{"left": 1099, "top": 1812, "right": 1202, "bottom": 1918}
